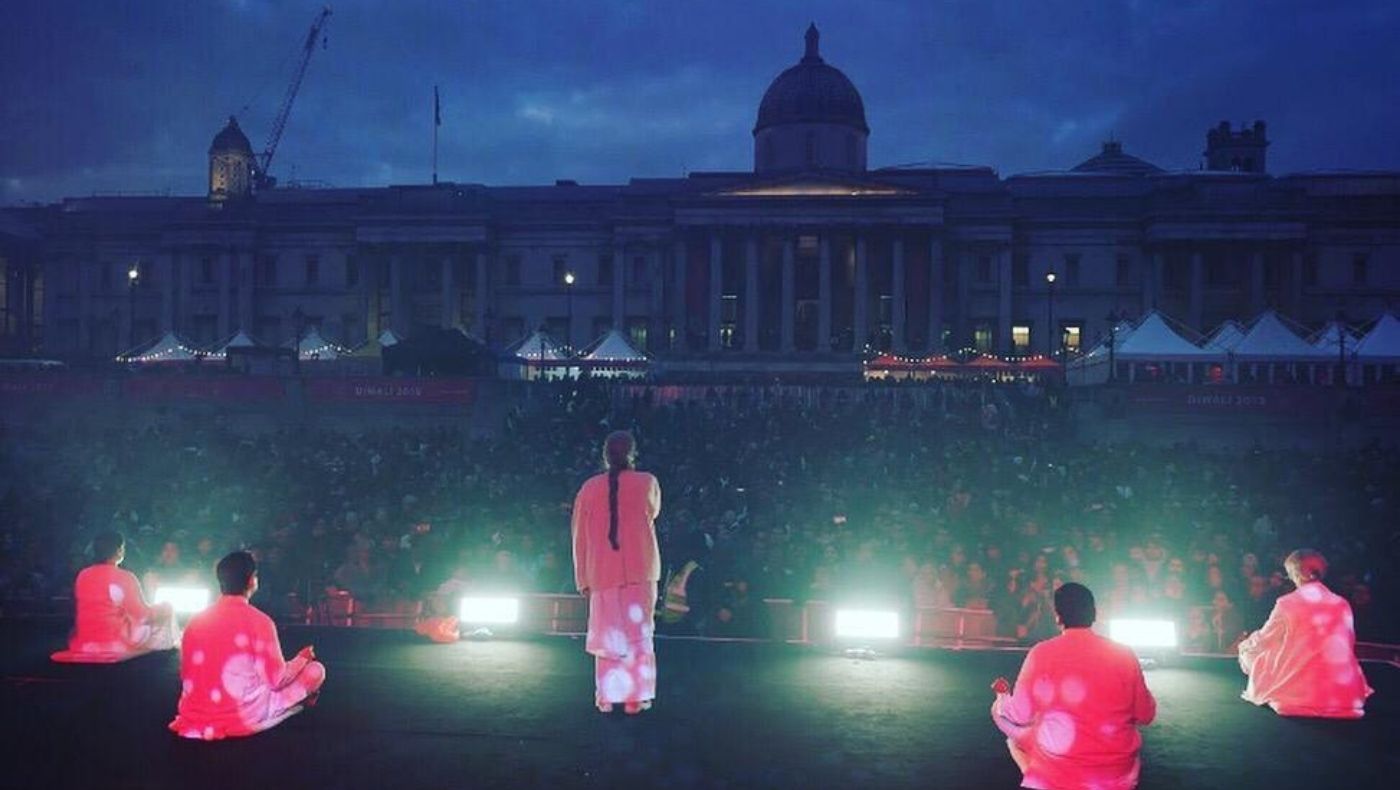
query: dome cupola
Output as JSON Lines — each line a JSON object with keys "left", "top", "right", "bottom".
{"left": 753, "top": 25, "right": 869, "bottom": 174}
{"left": 209, "top": 116, "right": 255, "bottom": 203}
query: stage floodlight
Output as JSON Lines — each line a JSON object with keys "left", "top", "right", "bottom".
{"left": 153, "top": 586, "right": 211, "bottom": 615}
{"left": 459, "top": 596, "right": 520, "bottom": 625}
{"left": 834, "top": 608, "right": 900, "bottom": 640}
{"left": 1108, "top": 618, "right": 1178, "bottom": 649}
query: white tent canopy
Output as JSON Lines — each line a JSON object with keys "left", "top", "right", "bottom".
{"left": 295, "top": 328, "right": 346, "bottom": 361}
{"left": 118, "top": 331, "right": 201, "bottom": 363}
{"left": 377, "top": 329, "right": 401, "bottom": 348}
{"left": 1109, "top": 311, "right": 1219, "bottom": 361}
{"left": 1206, "top": 320, "right": 1246, "bottom": 353}
{"left": 1310, "top": 321, "right": 1355, "bottom": 353}
{"left": 506, "top": 329, "right": 568, "bottom": 362}
{"left": 581, "top": 329, "right": 647, "bottom": 363}
{"left": 207, "top": 330, "right": 258, "bottom": 358}
{"left": 1230, "top": 311, "right": 1332, "bottom": 360}
{"left": 1354, "top": 313, "right": 1400, "bottom": 361}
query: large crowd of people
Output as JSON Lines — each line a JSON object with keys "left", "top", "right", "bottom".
{"left": 1, "top": 377, "right": 1395, "bottom": 647}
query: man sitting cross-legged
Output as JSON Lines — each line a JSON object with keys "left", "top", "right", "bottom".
{"left": 52, "top": 530, "right": 179, "bottom": 663}
{"left": 170, "top": 551, "right": 326, "bottom": 740}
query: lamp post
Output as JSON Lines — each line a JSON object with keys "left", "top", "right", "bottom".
{"left": 1106, "top": 308, "right": 1122, "bottom": 383}
{"left": 564, "top": 271, "right": 576, "bottom": 350}
{"left": 126, "top": 262, "right": 141, "bottom": 351}
{"left": 1045, "top": 271, "right": 1057, "bottom": 358}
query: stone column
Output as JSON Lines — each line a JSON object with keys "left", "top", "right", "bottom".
{"left": 236, "top": 250, "right": 254, "bottom": 335}
{"left": 649, "top": 245, "right": 665, "bottom": 353}
{"left": 1288, "top": 249, "right": 1304, "bottom": 317}
{"left": 744, "top": 235, "right": 759, "bottom": 352}
{"left": 780, "top": 235, "right": 796, "bottom": 353}
{"left": 217, "top": 251, "right": 232, "bottom": 339}
{"left": 818, "top": 235, "right": 833, "bottom": 352}
{"left": 440, "top": 253, "right": 457, "bottom": 329}
{"left": 708, "top": 233, "right": 723, "bottom": 352}
{"left": 891, "top": 236, "right": 906, "bottom": 353}
{"left": 927, "top": 236, "right": 944, "bottom": 352}
{"left": 474, "top": 249, "right": 489, "bottom": 340}
{"left": 177, "top": 251, "right": 193, "bottom": 338}
{"left": 955, "top": 249, "right": 970, "bottom": 349}
{"left": 77, "top": 258, "right": 91, "bottom": 351}
{"left": 1249, "top": 250, "right": 1266, "bottom": 315}
{"left": 612, "top": 241, "right": 626, "bottom": 330}
{"left": 853, "top": 235, "right": 869, "bottom": 352}
{"left": 390, "top": 252, "right": 406, "bottom": 335}
{"left": 158, "top": 251, "right": 176, "bottom": 334}
{"left": 1188, "top": 250, "right": 1205, "bottom": 331}
{"left": 672, "top": 236, "right": 688, "bottom": 351}
{"left": 997, "top": 247, "right": 1012, "bottom": 354}
{"left": 1143, "top": 250, "right": 1162, "bottom": 312}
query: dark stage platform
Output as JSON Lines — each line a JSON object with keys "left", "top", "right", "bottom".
{"left": 2, "top": 620, "right": 1395, "bottom": 789}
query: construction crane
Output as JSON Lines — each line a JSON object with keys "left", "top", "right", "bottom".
{"left": 254, "top": 6, "right": 332, "bottom": 191}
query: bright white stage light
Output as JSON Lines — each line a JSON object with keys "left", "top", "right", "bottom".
{"left": 834, "top": 609, "right": 900, "bottom": 640}
{"left": 1109, "top": 618, "right": 1178, "bottom": 649}
{"left": 153, "top": 586, "right": 211, "bottom": 614}
{"left": 459, "top": 596, "right": 520, "bottom": 625}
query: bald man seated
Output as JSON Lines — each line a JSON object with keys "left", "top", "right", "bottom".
{"left": 52, "top": 531, "right": 179, "bottom": 663}
{"left": 1238, "top": 548, "right": 1374, "bottom": 718}
{"left": 170, "top": 551, "right": 326, "bottom": 740}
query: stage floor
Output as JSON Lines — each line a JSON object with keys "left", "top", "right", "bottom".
{"left": 2, "top": 620, "right": 1395, "bottom": 789}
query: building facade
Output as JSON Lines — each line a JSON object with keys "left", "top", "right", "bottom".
{"left": 2, "top": 26, "right": 1398, "bottom": 367}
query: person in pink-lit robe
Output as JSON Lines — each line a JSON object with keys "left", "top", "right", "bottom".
{"left": 52, "top": 531, "right": 178, "bottom": 663}
{"left": 170, "top": 551, "right": 326, "bottom": 740}
{"left": 1238, "top": 549, "right": 1373, "bottom": 718}
{"left": 572, "top": 430, "right": 661, "bottom": 715}
{"left": 991, "top": 582, "right": 1156, "bottom": 790}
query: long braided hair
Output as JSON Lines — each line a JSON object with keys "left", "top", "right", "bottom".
{"left": 604, "top": 431, "right": 637, "bottom": 551}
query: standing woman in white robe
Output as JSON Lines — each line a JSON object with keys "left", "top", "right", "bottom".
{"left": 572, "top": 430, "right": 662, "bottom": 714}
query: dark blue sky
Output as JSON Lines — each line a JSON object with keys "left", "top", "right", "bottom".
{"left": 3, "top": 0, "right": 1397, "bottom": 204}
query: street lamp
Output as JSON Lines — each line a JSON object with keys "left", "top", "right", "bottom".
{"left": 127, "top": 262, "right": 141, "bottom": 351}
{"left": 1045, "top": 271, "right": 1057, "bottom": 358}
{"left": 1106, "top": 309, "right": 1123, "bottom": 383}
{"left": 564, "top": 271, "right": 576, "bottom": 349}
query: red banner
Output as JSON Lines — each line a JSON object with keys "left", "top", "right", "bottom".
{"left": 123, "top": 376, "right": 286, "bottom": 401}
{"left": 304, "top": 377, "right": 476, "bottom": 406}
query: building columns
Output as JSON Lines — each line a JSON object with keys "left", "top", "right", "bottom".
{"left": 217, "top": 252, "right": 232, "bottom": 339}
{"left": 818, "top": 235, "right": 832, "bottom": 352}
{"left": 390, "top": 253, "right": 407, "bottom": 336}
{"left": 649, "top": 245, "right": 665, "bottom": 352}
{"left": 233, "top": 250, "right": 253, "bottom": 336}
{"left": 891, "top": 237, "right": 906, "bottom": 353}
{"left": 158, "top": 252, "right": 176, "bottom": 334}
{"left": 997, "top": 246, "right": 1012, "bottom": 354}
{"left": 612, "top": 241, "right": 626, "bottom": 331}
{"left": 744, "top": 235, "right": 759, "bottom": 352}
{"left": 440, "top": 254, "right": 457, "bottom": 329}
{"left": 853, "top": 235, "right": 868, "bottom": 352}
{"left": 1145, "top": 250, "right": 1163, "bottom": 312}
{"left": 1188, "top": 250, "right": 1205, "bottom": 330}
{"left": 1249, "top": 250, "right": 1266, "bottom": 315}
{"left": 780, "top": 236, "right": 796, "bottom": 353}
{"left": 474, "top": 249, "right": 489, "bottom": 340}
{"left": 672, "top": 237, "right": 688, "bottom": 351}
{"left": 708, "top": 234, "right": 723, "bottom": 352}
{"left": 1288, "top": 249, "right": 1304, "bottom": 317}
{"left": 927, "top": 236, "right": 943, "bottom": 352}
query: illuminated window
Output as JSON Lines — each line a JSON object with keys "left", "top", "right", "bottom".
{"left": 628, "top": 318, "right": 647, "bottom": 351}
{"left": 1062, "top": 324, "right": 1082, "bottom": 353}
{"left": 974, "top": 322, "right": 993, "bottom": 353}
{"left": 1012, "top": 324, "right": 1031, "bottom": 353}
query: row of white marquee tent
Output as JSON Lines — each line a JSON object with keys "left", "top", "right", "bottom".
{"left": 1066, "top": 309, "right": 1400, "bottom": 385}
{"left": 116, "top": 327, "right": 393, "bottom": 364}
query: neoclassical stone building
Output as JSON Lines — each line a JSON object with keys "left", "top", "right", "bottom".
{"left": 2, "top": 25, "right": 1397, "bottom": 368}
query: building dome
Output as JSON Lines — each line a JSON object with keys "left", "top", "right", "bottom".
{"left": 755, "top": 25, "right": 868, "bottom": 135}
{"left": 1071, "top": 141, "right": 1162, "bottom": 176}
{"left": 209, "top": 116, "right": 255, "bottom": 157}
{"left": 208, "top": 116, "right": 255, "bottom": 203}
{"left": 753, "top": 25, "right": 869, "bottom": 174}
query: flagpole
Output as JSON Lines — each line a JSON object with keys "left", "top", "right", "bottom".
{"left": 432, "top": 85, "right": 440, "bottom": 185}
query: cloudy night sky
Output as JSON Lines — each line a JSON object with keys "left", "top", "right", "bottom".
{"left": 2, "top": 0, "right": 1397, "bottom": 204}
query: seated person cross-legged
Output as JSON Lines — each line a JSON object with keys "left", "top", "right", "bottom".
{"left": 52, "top": 530, "right": 179, "bottom": 664}
{"left": 1238, "top": 548, "right": 1374, "bottom": 719}
{"left": 170, "top": 551, "right": 327, "bottom": 740}
{"left": 991, "top": 582, "right": 1157, "bottom": 790}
